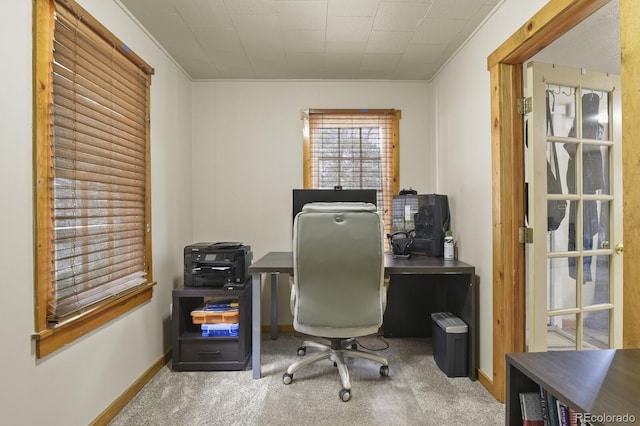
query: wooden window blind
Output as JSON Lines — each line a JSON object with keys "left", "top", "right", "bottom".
{"left": 33, "top": 0, "right": 154, "bottom": 358}
{"left": 302, "top": 109, "right": 400, "bottom": 236}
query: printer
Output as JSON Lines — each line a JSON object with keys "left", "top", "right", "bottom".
{"left": 184, "top": 242, "right": 252, "bottom": 287}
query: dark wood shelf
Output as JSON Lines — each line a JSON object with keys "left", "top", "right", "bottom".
{"left": 178, "top": 330, "right": 239, "bottom": 341}
{"left": 506, "top": 349, "right": 640, "bottom": 425}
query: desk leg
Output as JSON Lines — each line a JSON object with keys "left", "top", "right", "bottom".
{"left": 252, "top": 272, "right": 262, "bottom": 379}
{"left": 470, "top": 277, "right": 478, "bottom": 381}
{"left": 271, "top": 273, "right": 279, "bottom": 340}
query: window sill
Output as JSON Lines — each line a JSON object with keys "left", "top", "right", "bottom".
{"left": 32, "top": 282, "right": 156, "bottom": 359}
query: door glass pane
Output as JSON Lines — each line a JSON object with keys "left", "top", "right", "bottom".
{"left": 584, "top": 309, "right": 610, "bottom": 349}
{"left": 583, "top": 199, "right": 599, "bottom": 253}
{"left": 583, "top": 254, "right": 610, "bottom": 305}
{"left": 547, "top": 140, "right": 570, "bottom": 234}
{"left": 546, "top": 85, "right": 576, "bottom": 137}
{"left": 547, "top": 257, "right": 576, "bottom": 310}
{"left": 561, "top": 142, "right": 578, "bottom": 196}
{"left": 548, "top": 214, "right": 570, "bottom": 254}
{"left": 596, "top": 146, "right": 613, "bottom": 195}
{"left": 547, "top": 141, "right": 568, "bottom": 195}
{"left": 582, "top": 89, "right": 609, "bottom": 140}
{"left": 567, "top": 200, "right": 578, "bottom": 255}
{"left": 593, "top": 199, "right": 610, "bottom": 252}
{"left": 599, "top": 145, "right": 610, "bottom": 195}
{"left": 583, "top": 145, "right": 609, "bottom": 195}
{"left": 547, "top": 313, "right": 577, "bottom": 351}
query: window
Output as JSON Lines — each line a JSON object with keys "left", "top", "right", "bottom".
{"left": 302, "top": 109, "right": 400, "bottom": 236}
{"left": 33, "top": 0, "right": 154, "bottom": 358}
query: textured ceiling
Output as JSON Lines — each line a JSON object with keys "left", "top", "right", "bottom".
{"left": 119, "top": 0, "right": 499, "bottom": 81}
{"left": 531, "top": 0, "right": 620, "bottom": 75}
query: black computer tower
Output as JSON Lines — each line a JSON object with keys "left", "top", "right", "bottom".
{"left": 392, "top": 194, "right": 450, "bottom": 257}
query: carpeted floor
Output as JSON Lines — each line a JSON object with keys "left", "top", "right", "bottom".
{"left": 109, "top": 333, "right": 504, "bottom": 426}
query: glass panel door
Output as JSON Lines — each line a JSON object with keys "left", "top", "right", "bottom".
{"left": 526, "top": 62, "right": 622, "bottom": 352}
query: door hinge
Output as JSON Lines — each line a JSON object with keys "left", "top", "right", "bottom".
{"left": 517, "top": 97, "right": 532, "bottom": 115}
{"left": 519, "top": 227, "right": 533, "bottom": 244}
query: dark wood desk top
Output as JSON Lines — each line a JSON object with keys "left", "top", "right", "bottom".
{"left": 507, "top": 349, "right": 640, "bottom": 420}
{"left": 249, "top": 251, "right": 294, "bottom": 273}
{"left": 384, "top": 253, "right": 475, "bottom": 275}
{"left": 249, "top": 251, "right": 475, "bottom": 275}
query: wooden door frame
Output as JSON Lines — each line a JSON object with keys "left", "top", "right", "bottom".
{"left": 486, "top": 0, "right": 640, "bottom": 402}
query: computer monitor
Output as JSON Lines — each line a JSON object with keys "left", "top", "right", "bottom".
{"left": 292, "top": 189, "right": 378, "bottom": 222}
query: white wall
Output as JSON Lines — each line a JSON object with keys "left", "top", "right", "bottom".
{"left": 190, "top": 0, "right": 553, "bottom": 383}
{"left": 0, "top": 1, "right": 192, "bottom": 424}
{"left": 191, "top": 81, "right": 433, "bottom": 324}
{"left": 431, "top": 0, "right": 548, "bottom": 378}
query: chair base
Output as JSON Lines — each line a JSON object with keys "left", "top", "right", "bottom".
{"left": 282, "top": 338, "right": 389, "bottom": 401}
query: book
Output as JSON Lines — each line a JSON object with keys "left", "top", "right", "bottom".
{"left": 547, "top": 392, "right": 559, "bottom": 426}
{"left": 556, "top": 400, "right": 570, "bottom": 426}
{"left": 539, "top": 387, "right": 550, "bottom": 426}
{"left": 520, "top": 392, "right": 544, "bottom": 426}
{"left": 568, "top": 407, "right": 579, "bottom": 426}
{"left": 203, "top": 301, "right": 238, "bottom": 310}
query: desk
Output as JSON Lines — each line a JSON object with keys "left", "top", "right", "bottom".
{"left": 249, "top": 251, "right": 477, "bottom": 380}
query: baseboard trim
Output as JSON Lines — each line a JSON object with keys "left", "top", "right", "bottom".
{"left": 90, "top": 349, "right": 172, "bottom": 425}
{"left": 477, "top": 367, "right": 502, "bottom": 403}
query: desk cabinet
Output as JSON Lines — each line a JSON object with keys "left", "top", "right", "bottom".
{"left": 172, "top": 284, "right": 252, "bottom": 371}
{"left": 382, "top": 256, "right": 477, "bottom": 381}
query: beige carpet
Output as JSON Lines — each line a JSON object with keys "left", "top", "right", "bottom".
{"left": 109, "top": 333, "right": 504, "bottom": 426}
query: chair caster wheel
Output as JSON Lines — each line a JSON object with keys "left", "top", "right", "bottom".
{"left": 380, "top": 365, "right": 389, "bottom": 377}
{"left": 282, "top": 373, "right": 293, "bottom": 385}
{"left": 297, "top": 347, "right": 306, "bottom": 356}
{"left": 339, "top": 388, "right": 351, "bottom": 402}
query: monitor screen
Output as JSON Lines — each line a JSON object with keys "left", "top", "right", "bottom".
{"left": 292, "top": 189, "right": 378, "bottom": 222}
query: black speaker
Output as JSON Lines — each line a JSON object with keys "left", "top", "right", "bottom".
{"left": 412, "top": 194, "right": 450, "bottom": 257}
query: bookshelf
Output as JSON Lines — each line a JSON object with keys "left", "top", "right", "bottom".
{"left": 506, "top": 349, "right": 640, "bottom": 425}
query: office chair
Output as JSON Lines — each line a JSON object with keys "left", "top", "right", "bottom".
{"left": 282, "top": 202, "right": 390, "bottom": 402}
